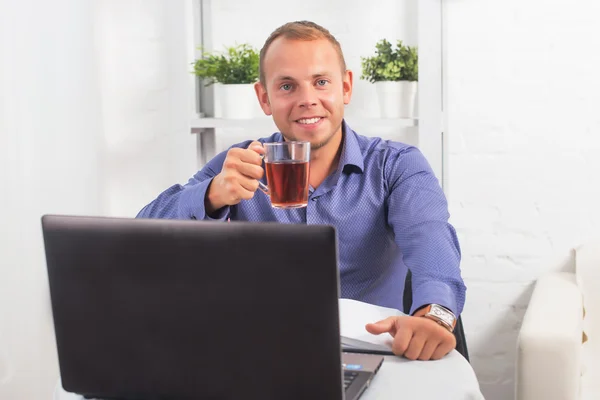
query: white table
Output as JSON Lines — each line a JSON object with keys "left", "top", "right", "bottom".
{"left": 361, "top": 351, "right": 484, "bottom": 400}
{"left": 55, "top": 350, "right": 484, "bottom": 400}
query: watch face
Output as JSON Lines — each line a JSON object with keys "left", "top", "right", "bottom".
{"left": 430, "top": 305, "right": 455, "bottom": 326}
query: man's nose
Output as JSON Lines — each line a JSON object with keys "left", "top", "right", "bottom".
{"left": 297, "top": 84, "right": 318, "bottom": 108}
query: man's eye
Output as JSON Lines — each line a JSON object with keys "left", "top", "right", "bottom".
{"left": 280, "top": 84, "right": 292, "bottom": 91}
{"left": 317, "top": 79, "right": 328, "bottom": 86}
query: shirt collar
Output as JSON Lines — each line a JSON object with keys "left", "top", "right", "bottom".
{"left": 338, "top": 120, "right": 364, "bottom": 174}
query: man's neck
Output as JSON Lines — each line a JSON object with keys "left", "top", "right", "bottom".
{"left": 309, "top": 128, "right": 343, "bottom": 189}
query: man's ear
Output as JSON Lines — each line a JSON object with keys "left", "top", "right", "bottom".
{"left": 342, "top": 69, "right": 353, "bottom": 105}
{"left": 254, "top": 82, "right": 272, "bottom": 116}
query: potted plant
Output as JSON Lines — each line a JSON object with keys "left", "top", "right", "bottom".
{"left": 193, "top": 43, "right": 260, "bottom": 119}
{"left": 361, "top": 39, "right": 418, "bottom": 118}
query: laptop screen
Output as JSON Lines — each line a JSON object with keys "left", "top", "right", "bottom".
{"left": 42, "top": 215, "right": 344, "bottom": 400}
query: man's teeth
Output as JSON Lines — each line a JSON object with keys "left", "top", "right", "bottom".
{"left": 297, "top": 117, "right": 321, "bottom": 124}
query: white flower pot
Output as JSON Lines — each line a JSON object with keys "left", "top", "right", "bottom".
{"left": 217, "top": 83, "right": 262, "bottom": 119}
{"left": 345, "top": 80, "right": 381, "bottom": 118}
{"left": 375, "top": 81, "right": 418, "bottom": 118}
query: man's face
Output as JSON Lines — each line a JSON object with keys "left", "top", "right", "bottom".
{"left": 255, "top": 38, "right": 353, "bottom": 150}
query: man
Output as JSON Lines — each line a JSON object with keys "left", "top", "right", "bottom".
{"left": 137, "top": 21, "right": 466, "bottom": 361}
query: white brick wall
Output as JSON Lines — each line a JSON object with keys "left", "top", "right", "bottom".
{"left": 446, "top": 1, "right": 600, "bottom": 398}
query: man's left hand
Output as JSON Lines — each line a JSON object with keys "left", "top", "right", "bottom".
{"left": 365, "top": 310, "right": 456, "bottom": 361}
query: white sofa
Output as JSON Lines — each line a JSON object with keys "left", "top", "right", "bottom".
{"left": 516, "top": 244, "right": 600, "bottom": 400}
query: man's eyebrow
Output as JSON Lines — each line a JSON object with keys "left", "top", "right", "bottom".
{"left": 274, "top": 73, "right": 332, "bottom": 81}
{"left": 274, "top": 75, "right": 296, "bottom": 81}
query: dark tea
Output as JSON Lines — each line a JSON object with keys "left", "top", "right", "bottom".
{"left": 264, "top": 160, "right": 310, "bottom": 208}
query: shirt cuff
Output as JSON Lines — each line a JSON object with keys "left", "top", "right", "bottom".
{"left": 178, "top": 178, "right": 230, "bottom": 221}
{"left": 410, "top": 280, "right": 458, "bottom": 317}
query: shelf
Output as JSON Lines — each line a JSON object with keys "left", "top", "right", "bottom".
{"left": 190, "top": 117, "right": 418, "bottom": 132}
{"left": 190, "top": 117, "right": 277, "bottom": 131}
{"left": 191, "top": 0, "right": 444, "bottom": 182}
{"left": 190, "top": 117, "right": 420, "bottom": 161}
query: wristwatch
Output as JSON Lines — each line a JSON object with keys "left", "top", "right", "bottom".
{"left": 422, "top": 304, "right": 456, "bottom": 332}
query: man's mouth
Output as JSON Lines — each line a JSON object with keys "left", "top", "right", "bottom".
{"left": 296, "top": 117, "right": 322, "bottom": 125}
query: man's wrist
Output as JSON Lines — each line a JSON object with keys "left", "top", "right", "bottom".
{"left": 420, "top": 304, "right": 456, "bottom": 332}
{"left": 205, "top": 177, "right": 226, "bottom": 217}
{"left": 412, "top": 305, "right": 430, "bottom": 317}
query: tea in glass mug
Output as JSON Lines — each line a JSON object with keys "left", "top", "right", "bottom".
{"left": 258, "top": 141, "right": 310, "bottom": 209}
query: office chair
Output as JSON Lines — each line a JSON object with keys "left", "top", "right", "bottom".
{"left": 402, "top": 270, "right": 470, "bottom": 362}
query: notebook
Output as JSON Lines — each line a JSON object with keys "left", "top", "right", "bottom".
{"left": 340, "top": 298, "right": 406, "bottom": 355}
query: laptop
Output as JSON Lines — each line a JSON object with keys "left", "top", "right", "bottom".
{"left": 41, "top": 215, "right": 383, "bottom": 400}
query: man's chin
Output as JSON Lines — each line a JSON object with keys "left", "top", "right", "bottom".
{"left": 283, "top": 124, "right": 338, "bottom": 149}
{"left": 291, "top": 135, "right": 327, "bottom": 150}
{"left": 292, "top": 127, "right": 326, "bottom": 141}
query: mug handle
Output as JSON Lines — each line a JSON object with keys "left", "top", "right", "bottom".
{"left": 258, "top": 180, "right": 269, "bottom": 195}
{"left": 255, "top": 151, "right": 269, "bottom": 195}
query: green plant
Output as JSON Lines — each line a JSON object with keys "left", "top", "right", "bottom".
{"left": 192, "top": 44, "right": 259, "bottom": 85}
{"left": 360, "top": 40, "right": 418, "bottom": 82}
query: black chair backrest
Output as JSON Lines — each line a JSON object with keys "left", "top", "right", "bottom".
{"left": 402, "top": 270, "right": 470, "bottom": 362}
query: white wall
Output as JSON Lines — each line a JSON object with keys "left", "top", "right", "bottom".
{"left": 0, "top": 0, "right": 196, "bottom": 397}
{"left": 5, "top": 0, "right": 600, "bottom": 399}
{"left": 446, "top": 1, "right": 600, "bottom": 399}
{"left": 94, "top": 0, "right": 197, "bottom": 217}
{"left": 0, "top": 1, "right": 104, "bottom": 397}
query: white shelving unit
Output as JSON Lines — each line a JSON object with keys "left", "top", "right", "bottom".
{"left": 188, "top": 0, "right": 445, "bottom": 189}
{"left": 190, "top": 117, "right": 418, "bottom": 130}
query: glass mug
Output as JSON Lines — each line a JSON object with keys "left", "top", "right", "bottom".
{"left": 257, "top": 141, "right": 311, "bottom": 209}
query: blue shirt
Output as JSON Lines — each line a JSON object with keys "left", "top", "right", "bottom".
{"left": 137, "top": 121, "right": 466, "bottom": 315}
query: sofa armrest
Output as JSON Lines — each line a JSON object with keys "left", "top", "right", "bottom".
{"left": 516, "top": 272, "right": 583, "bottom": 400}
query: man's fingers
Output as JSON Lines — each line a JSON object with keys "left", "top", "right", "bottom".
{"left": 365, "top": 317, "right": 398, "bottom": 336}
{"left": 227, "top": 149, "right": 262, "bottom": 166}
{"left": 403, "top": 332, "right": 426, "bottom": 360}
{"left": 224, "top": 146, "right": 263, "bottom": 167}
{"left": 236, "top": 162, "right": 265, "bottom": 180}
{"left": 218, "top": 173, "right": 256, "bottom": 203}
{"left": 248, "top": 141, "right": 265, "bottom": 153}
{"left": 366, "top": 315, "right": 457, "bottom": 361}
{"left": 237, "top": 186, "right": 257, "bottom": 201}
{"left": 225, "top": 185, "right": 255, "bottom": 203}
{"left": 244, "top": 141, "right": 266, "bottom": 161}
{"left": 390, "top": 325, "right": 412, "bottom": 356}
{"left": 212, "top": 142, "right": 268, "bottom": 208}
{"left": 417, "top": 338, "right": 440, "bottom": 361}
{"left": 222, "top": 149, "right": 264, "bottom": 180}
{"left": 238, "top": 176, "right": 260, "bottom": 193}
{"left": 431, "top": 338, "right": 456, "bottom": 360}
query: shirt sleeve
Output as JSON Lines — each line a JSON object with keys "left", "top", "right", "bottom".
{"left": 385, "top": 145, "right": 466, "bottom": 316}
{"left": 136, "top": 149, "right": 231, "bottom": 220}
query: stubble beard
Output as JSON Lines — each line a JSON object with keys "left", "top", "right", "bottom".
{"left": 283, "top": 121, "right": 342, "bottom": 151}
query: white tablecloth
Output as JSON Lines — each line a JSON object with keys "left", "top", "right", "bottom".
{"left": 54, "top": 350, "right": 484, "bottom": 400}
{"left": 361, "top": 351, "right": 484, "bottom": 400}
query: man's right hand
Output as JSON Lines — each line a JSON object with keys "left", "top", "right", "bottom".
{"left": 205, "top": 141, "right": 265, "bottom": 215}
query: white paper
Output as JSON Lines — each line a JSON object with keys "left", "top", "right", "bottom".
{"left": 338, "top": 298, "right": 406, "bottom": 352}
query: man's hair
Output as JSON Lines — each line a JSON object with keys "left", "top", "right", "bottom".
{"left": 259, "top": 21, "right": 347, "bottom": 86}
